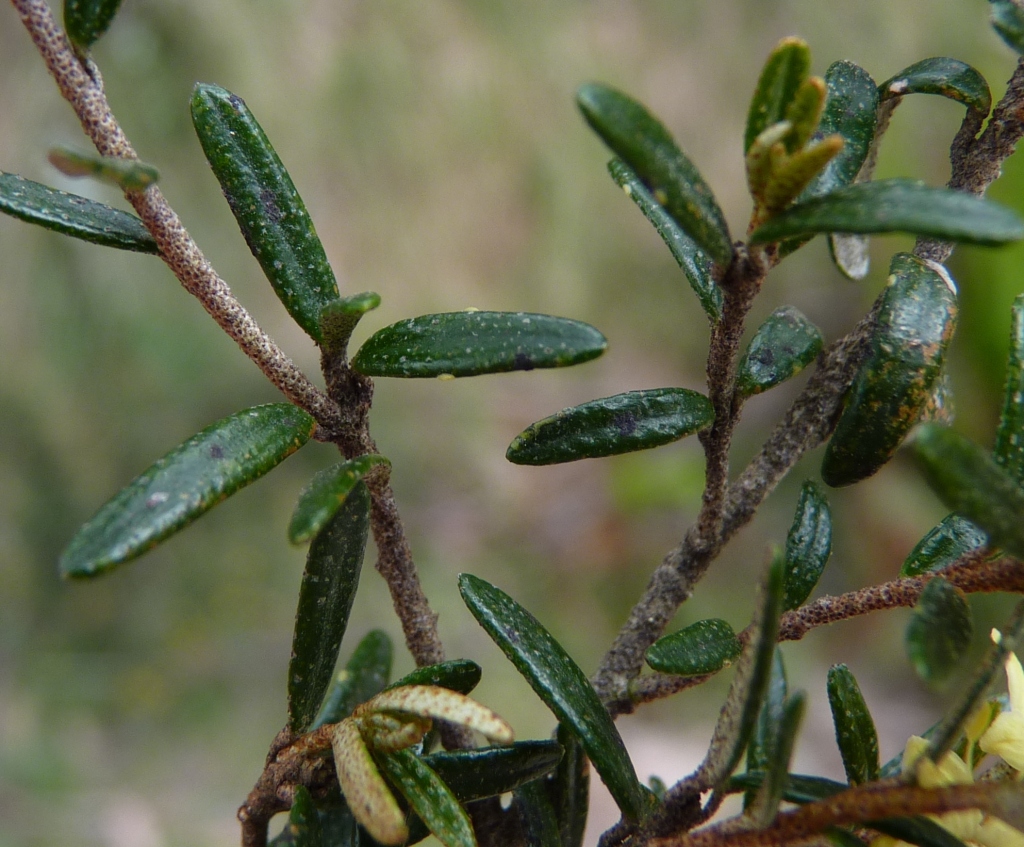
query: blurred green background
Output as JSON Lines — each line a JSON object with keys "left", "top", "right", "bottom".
{"left": 3, "top": 1, "right": 1024, "bottom": 844}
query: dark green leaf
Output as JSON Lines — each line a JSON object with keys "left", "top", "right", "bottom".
{"left": 516, "top": 780, "right": 562, "bottom": 847}
{"left": 64, "top": 0, "right": 123, "bottom": 48}
{"left": 827, "top": 665, "right": 879, "bottom": 785}
{"left": 900, "top": 514, "right": 987, "bottom": 577}
{"left": 783, "top": 481, "right": 832, "bottom": 610}
{"left": 458, "top": 574, "right": 651, "bottom": 822}
{"left": 48, "top": 147, "right": 159, "bottom": 192}
{"left": 645, "top": 619, "right": 741, "bottom": 676}
{"left": 608, "top": 158, "right": 723, "bottom": 321}
{"left": 737, "top": 307, "right": 823, "bottom": 398}
{"left": 506, "top": 388, "right": 713, "bottom": 466}
{"left": 991, "top": 0, "right": 1024, "bottom": 53}
{"left": 352, "top": 312, "right": 607, "bottom": 378}
{"left": 190, "top": 84, "right": 340, "bottom": 343}
{"left": 550, "top": 723, "right": 589, "bottom": 847}
{"left": 374, "top": 749, "right": 475, "bottom": 847}
{"left": 576, "top": 83, "right": 732, "bottom": 266}
{"left": 744, "top": 37, "right": 812, "bottom": 153}
{"left": 60, "top": 404, "right": 315, "bottom": 577}
{"left": 750, "top": 179, "right": 1024, "bottom": 246}
{"left": 730, "top": 771, "right": 845, "bottom": 804}
{"left": 747, "top": 649, "right": 788, "bottom": 779}
{"left": 912, "top": 423, "right": 1024, "bottom": 560}
{"left": 424, "top": 741, "right": 563, "bottom": 802}
{"left": 748, "top": 693, "right": 806, "bottom": 828}
{"left": 872, "top": 817, "right": 971, "bottom": 847}
{"left": 312, "top": 629, "right": 392, "bottom": 729}
{"left": 288, "top": 483, "right": 371, "bottom": 734}
{"left": 320, "top": 292, "right": 382, "bottom": 357}
{"left": 0, "top": 172, "right": 159, "bottom": 253}
{"left": 880, "top": 58, "right": 991, "bottom": 116}
{"left": 823, "top": 253, "right": 958, "bottom": 488}
{"left": 288, "top": 786, "right": 324, "bottom": 847}
{"left": 905, "top": 577, "right": 973, "bottom": 684}
{"left": 995, "top": 295, "right": 1024, "bottom": 484}
{"left": 289, "top": 456, "right": 389, "bottom": 545}
{"left": 386, "top": 660, "right": 482, "bottom": 696}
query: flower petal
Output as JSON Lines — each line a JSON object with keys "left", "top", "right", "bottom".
{"left": 981, "top": 711, "right": 1024, "bottom": 771}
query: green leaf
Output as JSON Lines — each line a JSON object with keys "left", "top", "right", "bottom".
{"left": 747, "top": 649, "right": 788, "bottom": 779}
{"left": 827, "top": 664, "right": 879, "bottom": 785}
{"left": 289, "top": 456, "right": 389, "bottom": 545}
{"left": 900, "top": 514, "right": 987, "bottom": 577}
{"left": 822, "top": 253, "right": 958, "bottom": 488}
{"left": 872, "top": 817, "right": 972, "bottom": 847}
{"left": 744, "top": 38, "right": 812, "bottom": 154}
{"left": 374, "top": 749, "right": 476, "bottom": 847}
{"left": 64, "top": 0, "right": 123, "bottom": 48}
{"left": 991, "top": 0, "right": 1024, "bottom": 53}
{"left": 190, "top": 84, "right": 340, "bottom": 343}
{"left": 912, "top": 423, "right": 1024, "bottom": 560}
{"left": 905, "top": 577, "right": 973, "bottom": 684}
{"left": 386, "top": 660, "right": 482, "bottom": 696}
{"left": 424, "top": 741, "right": 563, "bottom": 802}
{"left": 782, "top": 77, "right": 827, "bottom": 154}
{"left": 880, "top": 58, "right": 992, "bottom": 116}
{"left": 550, "top": 723, "right": 589, "bottom": 847}
{"left": 995, "top": 295, "right": 1024, "bottom": 484}
{"left": 608, "top": 158, "right": 723, "bottom": 322}
{"left": 516, "top": 780, "right": 562, "bottom": 847}
{"left": 783, "top": 481, "right": 833, "bottom": 610}
{"left": 730, "top": 771, "right": 845, "bottom": 804}
{"left": 748, "top": 692, "right": 806, "bottom": 828}
{"left": 458, "top": 574, "right": 651, "bottom": 822}
{"left": 312, "top": 629, "right": 393, "bottom": 730}
{"left": 750, "top": 179, "right": 1024, "bottom": 246}
{"left": 320, "top": 292, "right": 382, "bottom": 357}
{"left": 576, "top": 83, "right": 733, "bottom": 266}
{"left": 763, "top": 136, "right": 845, "bottom": 212}
{"left": 48, "top": 147, "right": 159, "bottom": 192}
{"left": 287, "top": 786, "right": 324, "bottom": 847}
{"left": 0, "top": 172, "right": 159, "bottom": 254}
{"left": 288, "top": 482, "right": 371, "bottom": 734}
{"left": 737, "top": 307, "right": 823, "bottom": 398}
{"left": 352, "top": 312, "right": 607, "bottom": 378}
{"left": 60, "top": 404, "right": 315, "bottom": 577}
{"left": 645, "top": 619, "right": 741, "bottom": 676}
{"left": 506, "top": 388, "right": 713, "bottom": 466}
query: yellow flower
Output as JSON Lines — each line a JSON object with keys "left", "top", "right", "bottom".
{"left": 980, "top": 650, "right": 1024, "bottom": 772}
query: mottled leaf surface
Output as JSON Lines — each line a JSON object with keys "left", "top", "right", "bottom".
{"left": 646, "top": 619, "right": 741, "bottom": 676}
{"left": 900, "top": 514, "right": 987, "bottom": 577}
{"left": 906, "top": 577, "right": 973, "bottom": 684}
{"left": 289, "top": 455, "right": 389, "bottom": 544}
{"left": 827, "top": 665, "right": 879, "bottom": 785}
{"left": 880, "top": 58, "right": 991, "bottom": 115}
{"left": 783, "top": 481, "right": 832, "bottom": 610}
{"left": 737, "top": 307, "right": 823, "bottom": 398}
{"left": 64, "top": 0, "right": 123, "bottom": 48}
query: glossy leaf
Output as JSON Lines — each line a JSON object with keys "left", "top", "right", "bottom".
{"left": 0, "top": 172, "right": 158, "bottom": 253}
{"left": 458, "top": 574, "right": 651, "bottom": 821}
{"left": 822, "top": 254, "right": 958, "bottom": 488}
{"left": 991, "top": 0, "right": 1024, "bottom": 53}
{"left": 288, "top": 483, "right": 371, "bottom": 734}
{"left": 912, "top": 423, "right": 1024, "bottom": 560}
{"left": 312, "top": 629, "right": 393, "bottom": 730}
{"left": 48, "top": 147, "right": 159, "bottom": 192}
{"left": 748, "top": 692, "right": 806, "bottom": 828}
{"left": 375, "top": 749, "right": 475, "bottom": 847}
{"left": 516, "top": 779, "right": 562, "bottom": 847}
{"left": 750, "top": 179, "right": 1024, "bottom": 246}
{"left": 783, "top": 481, "right": 832, "bottom": 610}
{"left": 550, "top": 723, "right": 589, "bottom": 847}
{"left": 880, "top": 58, "right": 991, "bottom": 116}
{"left": 900, "top": 514, "right": 987, "bottom": 577}
{"left": 737, "top": 307, "right": 823, "bottom": 398}
{"left": 576, "top": 83, "right": 733, "bottom": 266}
{"left": 287, "top": 786, "right": 324, "bottom": 847}
{"left": 64, "top": 0, "right": 123, "bottom": 48}
{"left": 608, "top": 158, "right": 723, "bottom": 321}
{"left": 507, "top": 388, "right": 713, "bottom": 466}
{"left": 60, "top": 404, "right": 315, "bottom": 577}
{"left": 424, "top": 741, "right": 563, "bottom": 802}
{"left": 906, "top": 577, "right": 973, "bottom": 684}
{"left": 745, "top": 37, "right": 812, "bottom": 153}
{"left": 352, "top": 312, "right": 607, "bottom": 378}
{"left": 995, "top": 295, "right": 1024, "bottom": 483}
{"left": 190, "top": 84, "right": 340, "bottom": 343}
{"left": 386, "top": 660, "right": 482, "bottom": 696}
{"left": 320, "top": 292, "right": 382, "bottom": 357}
{"left": 645, "top": 619, "right": 741, "bottom": 676}
{"left": 289, "top": 455, "right": 389, "bottom": 545}
{"left": 827, "top": 665, "right": 879, "bottom": 785}
{"left": 747, "top": 649, "right": 788, "bottom": 780}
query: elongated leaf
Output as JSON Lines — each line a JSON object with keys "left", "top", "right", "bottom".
{"left": 289, "top": 455, "right": 389, "bottom": 545}
{"left": 763, "top": 136, "right": 844, "bottom": 212}
{"left": 0, "top": 172, "right": 158, "bottom": 253}
{"left": 550, "top": 723, "right": 589, "bottom": 847}
{"left": 747, "top": 649, "right": 788, "bottom": 779}
{"left": 783, "top": 77, "right": 828, "bottom": 154}
{"left": 287, "top": 786, "right": 324, "bottom": 847}
{"left": 900, "top": 514, "right": 987, "bottom": 577}
{"left": 48, "top": 147, "right": 159, "bottom": 192}
{"left": 730, "top": 771, "right": 846, "bottom": 804}
{"left": 516, "top": 779, "right": 562, "bottom": 847}
{"left": 386, "top": 660, "right": 482, "bottom": 696}
{"left": 783, "top": 481, "right": 832, "bottom": 610}
{"left": 748, "top": 692, "right": 806, "bottom": 828}
{"left": 737, "top": 307, "right": 823, "bottom": 398}
{"left": 269, "top": 795, "right": 357, "bottom": 847}
{"left": 608, "top": 158, "right": 723, "bottom": 321}
{"left": 645, "top": 619, "right": 741, "bottom": 676}
{"left": 60, "top": 404, "right": 315, "bottom": 577}
{"left": 995, "top": 295, "right": 1024, "bottom": 483}
{"left": 823, "top": 254, "right": 958, "bottom": 488}
{"left": 745, "top": 38, "right": 812, "bottom": 153}
{"left": 912, "top": 423, "right": 1024, "bottom": 560}
{"left": 577, "top": 83, "right": 733, "bottom": 265}
{"left": 64, "top": 0, "right": 123, "bottom": 48}
{"left": 332, "top": 720, "right": 407, "bottom": 845}
{"left": 375, "top": 748, "right": 475, "bottom": 847}
{"left": 880, "top": 58, "right": 991, "bottom": 116}
{"left": 190, "top": 84, "right": 340, "bottom": 343}
{"left": 288, "top": 483, "right": 371, "bottom": 734}
{"left": 353, "top": 312, "right": 607, "bottom": 378}
{"left": 424, "top": 741, "right": 563, "bottom": 802}
{"left": 991, "top": 0, "right": 1024, "bottom": 53}
{"left": 320, "top": 292, "right": 382, "bottom": 357}
{"left": 507, "top": 388, "right": 713, "bottom": 466}
{"left": 827, "top": 665, "right": 879, "bottom": 785}
{"left": 458, "top": 574, "right": 651, "bottom": 821}
{"left": 872, "top": 816, "right": 972, "bottom": 847}
{"left": 750, "top": 179, "right": 1024, "bottom": 246}
{"left": 312, "top": 629, "right": 393, "bottom": 730}
{"left": 906, "top": 577, "right": 973, "bottom": 683}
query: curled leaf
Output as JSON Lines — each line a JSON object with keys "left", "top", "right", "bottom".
{"left": 880, "top": 58, "right": 991, "bottom": 116}
{"left": 359, "top": 685, "right": 513, "bottom": 745}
